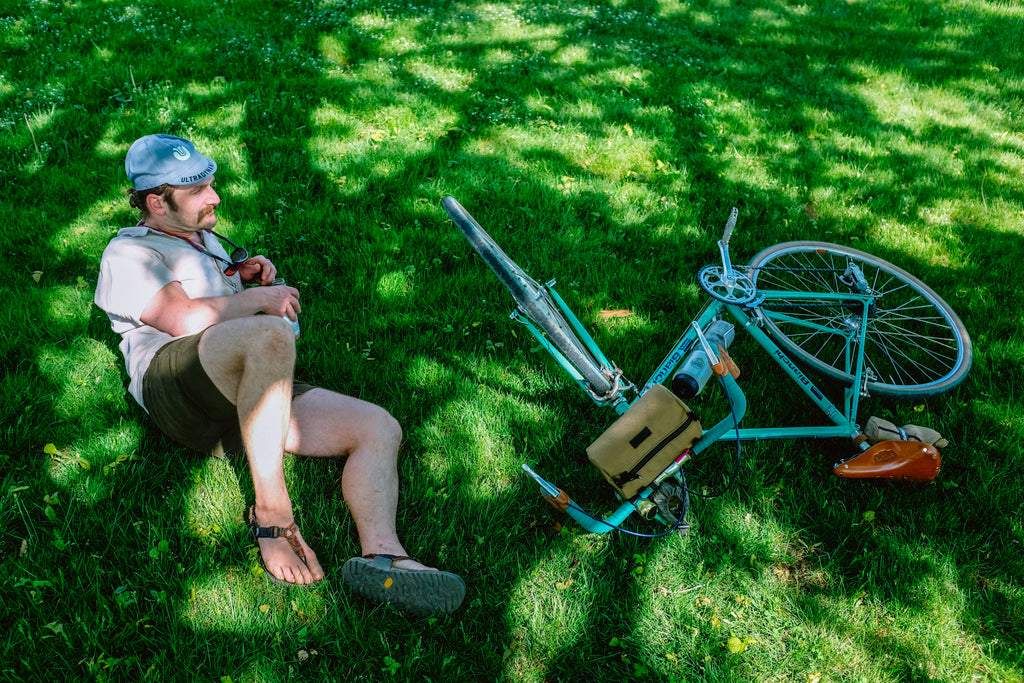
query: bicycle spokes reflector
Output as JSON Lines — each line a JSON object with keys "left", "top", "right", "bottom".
{"left": 833, "top": 440, "right": 941, "bottom": 482}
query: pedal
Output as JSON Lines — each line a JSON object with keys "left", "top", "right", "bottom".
{"left": 833, "top": 440, "right": 941, "bottom": 482}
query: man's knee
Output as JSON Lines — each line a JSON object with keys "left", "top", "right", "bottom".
{"left": 370, "top": 405, "right": 403, "bottom": 450}
{"left": 244, "top": 316, "right": 296, "bottom": 355}
{"left": 290, "top": 390, "right": 403, "bottom": 457}
{"left": 385, "top": 411, "right": 403, "bottom": 445}
{"left": 204, "top": 316, "right": 296, "bottom": 365}
{"left": 352, "top": 402, "right": 403, "bottom": 457}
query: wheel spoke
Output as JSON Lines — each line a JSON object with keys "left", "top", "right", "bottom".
{"left": 748, "top": 241, "right": 971, "bottom": 397}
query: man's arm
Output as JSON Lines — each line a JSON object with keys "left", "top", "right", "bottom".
{"left": 141, "top": 280, "right": 301, "bottom": 337}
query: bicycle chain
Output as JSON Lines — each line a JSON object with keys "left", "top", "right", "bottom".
{"left": 699, "top": 264, "right": 863, "bottom": 307}
{"left": 756, "top": 300, "right": 864, "bottom": 310}
{"left": 746, "top": 265, "right": 847, "bottom": 274}
{"left": 742, "top": 265, "right": 873, "bottom": 309}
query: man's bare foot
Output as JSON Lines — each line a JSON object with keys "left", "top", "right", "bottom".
{"left": 248, "top": 507, "right": 325, "bottom": 585}
{"left": 359, "top": 544, "right": 436, "bottom": 572}
{"left": 388, "top": 556, "right": 433, "bottom": 572}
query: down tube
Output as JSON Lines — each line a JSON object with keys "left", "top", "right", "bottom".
{"left": 724, "top": 304, "right": 858, "bottom": 440}
{"left": 642, "top": 303, "right": 724, "bottom": 393}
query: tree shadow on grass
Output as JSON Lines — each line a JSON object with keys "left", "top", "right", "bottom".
{"left": 3, "top": 0, "right": 1023, "bottom": 679}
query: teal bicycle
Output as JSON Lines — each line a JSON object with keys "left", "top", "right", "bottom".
{"left": 443, "top": 197, "right": 972, "bottom": 535}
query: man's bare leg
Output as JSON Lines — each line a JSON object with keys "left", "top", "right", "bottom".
{"left": 284, "top": 389, "right": 430, "bottom": 571}
{"left": 198, "top": 316, "right": 323, "bottom": 585}
{"left": 285, "top": 387, "right": 465, "bottom": 613}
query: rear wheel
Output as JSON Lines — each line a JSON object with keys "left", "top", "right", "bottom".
{"left": 443, "top": 196, "right": 614, "bottom": 396}
{"left": 748, "top": 241, "right": 972, "bottom": 398}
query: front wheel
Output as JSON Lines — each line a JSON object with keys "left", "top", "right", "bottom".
{"left": 443, "top": 196, "right": 615, "bottom": 396}
{"left": 748, "top": 241, "right": 972, "bottom": 398}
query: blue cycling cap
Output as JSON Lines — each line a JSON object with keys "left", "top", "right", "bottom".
{"left": 125, "top": 134, "right": 217, "bottom": 191}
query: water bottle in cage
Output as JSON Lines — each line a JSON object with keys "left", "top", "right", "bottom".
{"left": 671, "top": 320, "right": 735, "bottom": 399}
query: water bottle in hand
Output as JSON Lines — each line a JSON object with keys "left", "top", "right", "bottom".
{"left": 271, "top": 278, "right": 301, "bottom": 339}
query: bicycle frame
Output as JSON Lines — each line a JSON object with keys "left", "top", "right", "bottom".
{"left": 521, "top": 280, "right": 875, "bottom": 435}
{"left": 517, "top": 276, "right": 879, "bottom": 534}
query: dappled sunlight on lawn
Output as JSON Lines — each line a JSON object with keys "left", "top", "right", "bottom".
{"left": 374, "top": 268, "right": 418, "bottom": 302}
{"left": 403, "top": 57, "right": 476, "bottom": 93}
{"left": 194, "top": 102, "right": 246, "bottom": 139}
{"left": 501, "top": 533, "right": 615, "bottom": 678}
{"left": 178, "top": 567, "right": 329, "bottom": 637}
{"left": 3, "top": 0, "right": 1023, "bottom": 678}
{"left": 179, "top": 457, "right": 247, "bottom": 543}
{"left": 43, "top": 424, "right": 144, "bottom": 502}
{"left": 306, "top": 98, "right": 460, "bottom": 196}
{"left": 35, "top": 336, "right": 129, "bottom": 446}
{"left": 406, "top": 353, "right": 565, "bottom": 500}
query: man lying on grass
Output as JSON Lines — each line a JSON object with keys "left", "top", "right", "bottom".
{"left": 94, "top": 133, "right": 465, "bottom": 615}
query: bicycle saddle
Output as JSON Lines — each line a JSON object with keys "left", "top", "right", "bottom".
{"left": 833, "top": 440, "right": 941, "bottom": 482}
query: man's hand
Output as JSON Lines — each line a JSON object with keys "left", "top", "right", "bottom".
{"left": 262, "top": 283, "right": 302, "bottom": 321}
{"left": 238, "top": 255, "right": 276, "bottom": 285}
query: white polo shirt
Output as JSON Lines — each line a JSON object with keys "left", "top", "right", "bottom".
{"left": 94, "top": 225, "right": 243, "bottom": 410}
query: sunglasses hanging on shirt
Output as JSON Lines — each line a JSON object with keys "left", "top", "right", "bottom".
{"left": 205, "top": 231, "right": 249, "bottom": 276}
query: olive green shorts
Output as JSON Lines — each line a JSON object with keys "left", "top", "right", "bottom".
{"left": 142, "top": 331, "right": 315, "bottom": 453}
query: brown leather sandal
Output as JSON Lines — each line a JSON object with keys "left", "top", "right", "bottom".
{"left": 247, "top": 505, "right": 315, "bottom": 587}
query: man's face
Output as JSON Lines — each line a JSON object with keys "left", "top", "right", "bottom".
{"left": 163, "top": 177, "right": 220, "bottom": 233}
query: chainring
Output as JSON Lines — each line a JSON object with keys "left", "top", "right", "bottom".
{"left": 697, "top": 265, "right": 757, "bottom": 304}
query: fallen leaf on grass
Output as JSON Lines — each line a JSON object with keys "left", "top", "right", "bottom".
{"left": 727, "top": 636, "right": 756, "bottom": 653}
{"left": 598, "top": 309, "right": 633, "bottom": 319}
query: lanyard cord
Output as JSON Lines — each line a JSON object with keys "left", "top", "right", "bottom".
{"left": 144, "top": 224, "right": 243, "bottom": 274}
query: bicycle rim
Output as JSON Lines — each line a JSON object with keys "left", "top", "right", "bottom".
{"left": 443, "top": 197, "right": 614, "bottom": 395}
{"left": 748, "top": 241, "right": 972, "bottom": 398}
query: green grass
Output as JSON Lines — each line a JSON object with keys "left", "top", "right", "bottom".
{"left": 2, "top": 0, "right": 1023, "bottom": 680}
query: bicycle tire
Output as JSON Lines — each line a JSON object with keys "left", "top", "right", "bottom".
{"left": 443, "top": 196, "right": 614, "bottom": 396}
{"left": 748, "top": 241, "right": 972, "bottom": 398}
